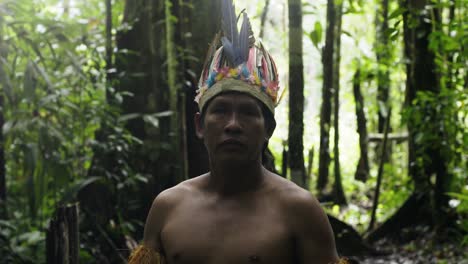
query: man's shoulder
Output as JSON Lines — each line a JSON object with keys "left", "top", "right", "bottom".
{"left": 143, "top": 174, "right": 209, "bottom": 245}
{"left": 265, "top": 172, "right": 324, "bottom": 222}
{"left": 152, "top": 173, "right": 208, "bottom": 208}
{"left": 266, "top": 172, "right": 319, "bottom": 206}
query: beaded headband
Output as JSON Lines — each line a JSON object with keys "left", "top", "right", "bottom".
{"left": 195, "top": 0, "right": 280, "bottom": 115}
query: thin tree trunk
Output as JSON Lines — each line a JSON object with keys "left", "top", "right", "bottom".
{"left": 0, "top": 86, "right": 5, "bottom": 215}
{"left": 306, "top": 147, "right": 314, "bottom": 187}
{"left": 376, "top": 0, "right": 391, "bottom": 134}
{"left": 165, "top": 0, "right": 186, "bottom": 183}
{"left": 105, "top": 0, "right": 113, "bottom": 103}
{"left": 375, "top": 0, "right": 392, "bottom": 165}
{"left": 282, "top": 142, "right": 288, "bottom": 178}
{"left": 332, "top": 2, "right": 346, "bottom": 205}
{"left": 259, "top": 0, "right": 271, "bottom": 39}
{"left": 317, "top": 0, "right": 336, "bottom": 192}
{"left": 353, "top": 69, "right": 370, "bottom": 182}
{"left": 0, "top": 15, "right": 6, "bottom": 217}
{"left": 446, "top": 0, "right": 455, "bottom": 90}
{"left": 288, "top": 0, "right": 306, "bottom": 188}
{"left": 368, "top": 108, "right": 392, "bottom": 232}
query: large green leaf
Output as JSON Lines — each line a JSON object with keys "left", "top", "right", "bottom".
{"left": 0, "top": 57, "right": 14, "bottom": 102}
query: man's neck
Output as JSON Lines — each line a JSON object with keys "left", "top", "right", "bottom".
{"left": 207, "top": 159, "right": 266, "bottom": 196}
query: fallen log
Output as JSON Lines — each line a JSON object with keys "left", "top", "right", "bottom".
{"left": 368, "top": 132, "right": 408, "bottom": 143}
{"left": 365, "top": 192, "right": 431, "bottom": 243}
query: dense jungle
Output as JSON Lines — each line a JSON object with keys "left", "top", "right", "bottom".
{"left": 0, "top": 0, "right": 466, "bottom": 263}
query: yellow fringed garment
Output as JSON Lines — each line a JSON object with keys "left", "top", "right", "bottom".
{"left": 128, "top": 245, "right": 166, "bottom": 264}
{"left": 330, "top": 257, "right": 350, "bottom": 264}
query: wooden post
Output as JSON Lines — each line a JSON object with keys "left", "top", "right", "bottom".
{"left": 46, "top": 204, "right": 79, "bottom": 264}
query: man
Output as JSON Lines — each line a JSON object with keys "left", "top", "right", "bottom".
{"left": 129, "top": 1, "right": 346, "bottom": 263}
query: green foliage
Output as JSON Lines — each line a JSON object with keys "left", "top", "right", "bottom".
{"left": 447, "top": 188, "right": 468, "bottom": 245}
{"left": 0, "top": 0, "right": 465, "bottom": 261}
{"left": 0, "top": 0, "right": 142, "bottom": 261}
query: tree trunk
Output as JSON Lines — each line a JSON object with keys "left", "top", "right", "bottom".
{"left": 0, "top": 82, "right": 5, "bottom": 217}
{"left": 282, "top": 142, "right": 288, "bottom": 178}
{"left": 375, "top": 0, "right": 392, "bottom": 164}
{"left": 0, "top": 15, "right": 6, "bottom": 217}
{"left": 317, "top": 0, "right": 336, "bottom": 192}
{"left": 259, "top": 0, "right": 271, "bottom": 39}
{"left": 332, "top": 2, "right": 346, "bottom": 205}
{"left": 105, "top": 0, "right": 113, "bottom": 103}
{"left": 352, "top": 69, "right": 370, "bottom": 182}
{"left": 288, "top": 0, "right": 306, "bottom": 188}
{"left": 306, "top": 147, "right": 314, "bottom": 184}
{"left": 165, "top": 0, "right": 187, "bottom": 184}
{"left": 376, "top": 0, "right": 391, "bottom": 134}
{"left": 185, "top": 0, "right": 220, "bottom": 178}
{"left": 403, "top": 0, "right": 442, "bottom": 190}
{"left": 46, "top": 204, "right": 79, "bottom": 264}
{"left": 403, "top": 0, "right": 449, "bottom": 227}
{"left": 116, "top": 0, "right": 179, "bottom": 193}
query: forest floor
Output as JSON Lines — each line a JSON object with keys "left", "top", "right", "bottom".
{"left": 354, "top": 226, "right": 468, "bottom": 264}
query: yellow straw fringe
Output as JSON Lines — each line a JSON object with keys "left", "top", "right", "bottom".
{"left": 331, "top": 257, "right": 350, "bottom": 264}
{"left": 128, "top": 245, "right": 166, "bottom": 264}
{"left": 128, "top": 245, "right": 347, "bottom": 264}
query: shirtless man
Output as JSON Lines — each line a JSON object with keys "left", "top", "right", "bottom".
{"left": 128, "top": 1, "right": 345, "bottom": 263}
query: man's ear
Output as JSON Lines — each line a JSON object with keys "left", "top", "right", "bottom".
{"left": 194, "top": 112, "right": 204, "bottom": 139}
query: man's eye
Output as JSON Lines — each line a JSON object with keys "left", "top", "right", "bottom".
{"left": 243, "top": 109, "right": 260, "bottom": 116}
{"left": 212, "top": 107, "right": 226, "bottom": 113}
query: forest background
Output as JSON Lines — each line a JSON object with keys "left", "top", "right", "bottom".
{"left": 0, "top": 0, "right": 466, "bottom": 263}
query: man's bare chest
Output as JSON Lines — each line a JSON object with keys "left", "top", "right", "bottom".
{"left": 160, "top": 198, "right": 294, "bottom": 264}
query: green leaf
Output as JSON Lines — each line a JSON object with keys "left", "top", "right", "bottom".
{"left": 60, "top": 176, "right": 102, "bottom": 204}
{"left": 308, "top": 21, "right": 323, "bottom": 48}
{"left": 143, "top": 115, "right": 159, "bottom": 128}
{"left": 17, "top": 230, "right": 44, "bottom": 245}
{"left": 118, "top": 113, "right": 142, "bottom": 123}
{"left": 388, "top": 7, "right": 406, "bottom": 20}
{"left": 152, "top": 110, "right": 173, "bottom": 118}
{"left": 0, "top": 57, "right": 14, "bottom": 102}
{"left": 32, "top": 61, "right": 54, "bottom": 91}
{"left": 23, "top": 61, "right": 37, "bottom": 101}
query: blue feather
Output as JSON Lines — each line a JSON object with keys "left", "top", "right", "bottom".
{"left": 239, "top": 12, "right": 250, "bottom": 62}
{"left": 221, "top": 0, "right": 254, "bottom": 67}
{"left": 221, "top": 0, "right": 238, "bottom": 47}
{"left": 221, "top": 37, "right": 236, "bottom": 65}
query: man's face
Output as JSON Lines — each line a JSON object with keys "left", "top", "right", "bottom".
{"left": 196, "top": 92, "right": 267, "bottom": 164}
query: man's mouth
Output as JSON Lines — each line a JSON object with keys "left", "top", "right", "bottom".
{"left": 220, "top": 138, "right": 244, "bottom": 147}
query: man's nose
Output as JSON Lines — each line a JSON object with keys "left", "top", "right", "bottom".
{"left": 224, "top": 113, "right": 242, "bottom": 133}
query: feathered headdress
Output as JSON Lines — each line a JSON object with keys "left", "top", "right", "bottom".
{"left": 195, "top": 0, "right": 280, "bottom": 115}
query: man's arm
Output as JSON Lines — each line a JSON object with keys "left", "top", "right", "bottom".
{"left": 286, "top": 189, "right": 342, "bottom": 264}
{"left": 129, "top": 190, "right": 173, "bottom": 264}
